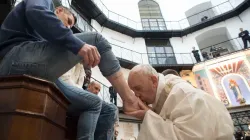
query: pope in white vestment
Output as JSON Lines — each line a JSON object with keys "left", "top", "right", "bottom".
{"left": 127, "top": 64, "right": 234, "bottom": 140}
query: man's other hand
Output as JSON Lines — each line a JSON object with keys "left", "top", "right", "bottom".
{"left": 78, "top": 44, "right": 100, "bottom": 68}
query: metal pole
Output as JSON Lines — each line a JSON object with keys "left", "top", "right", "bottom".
{"left": 191, "top": 53, "right": 194, "bottom": 64}
{"left": 141, "top": 53, "right": 143, "bottom": 64}
{"left": 127, "top": 18, "right": 129, "bottom": 27}
{"left": 228, "top": 1, "right": 234, "bottom": 9}
{"left": 217, "top": 4, "right": 222, "bottom": 15}
{"left": 236, "top": 38, "right": 243, "bottom": 50}
{"left": 121, "top": 47, "right": 123, "bottom": 59}
{"left": 178, "top": 21, "right": 182, "bottom": 30}
{"left": 108, "top": 10, "right": 109, "bottom": 18}
{"left": 180, "top": 54, "right": 184, "bottom": 64}
{"left": 131, "top": 50, "right": 133, "bottom": 62}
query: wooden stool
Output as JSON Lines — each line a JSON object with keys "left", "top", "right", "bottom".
{"left": 65, "top": 114, "right": 78, "bottom": 140}
{"left": 0, "top": 75, "right": 70, "bottom": 140}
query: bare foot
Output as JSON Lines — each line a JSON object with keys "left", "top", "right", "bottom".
{"left": 123, "top": 97, "right": 140, "bottom": 112}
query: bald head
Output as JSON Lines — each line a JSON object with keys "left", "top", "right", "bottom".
{"left": 128, "top": 64, "right": 159, "bottom": 104}
{"left": 129, "top": 64, "right": 158, "bottom": 77}
{"left": 87, "top": 81, "right": 101, "bottom": 95}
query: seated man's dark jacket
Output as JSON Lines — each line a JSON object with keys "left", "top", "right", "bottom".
{"left": 0, "top": 0, "right": 85, "bottom": 58}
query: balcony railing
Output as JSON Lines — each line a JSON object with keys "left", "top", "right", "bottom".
{"left": 200, "top": 37, "right": 245, "bottom": 60}
{"left": 111, "top": 43, "right": 143, "bottom": 64}
{"left": 11, "top": 0, "right": 203, "bottom": 66}
{"left": 91, "top": 77, "right": 123, "bottom": 106}
{"left": 142, "top": 53, "right": 196, "bottom": 65}
{"left": 91, "top": 0, "right": 244, "bottom": 31}
{"left": 231, "top": 110, "right": 250, "bottom": 135}
{"left": 13, "top": 0, "right": 246, "bottom": 65}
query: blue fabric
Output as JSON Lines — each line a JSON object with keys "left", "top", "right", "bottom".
{"left": 0, "top": 0, "right": 85, "bottom": 56}
{"left": 56, "top": 78, "right": 117, "bottom": 140}
{"left": 0, "top": 32, "right": 120, "bottom": 81}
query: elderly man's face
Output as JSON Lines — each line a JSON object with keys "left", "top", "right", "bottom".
{"left": 88, "top": 82, "right": 101, "bottom": 95}
{"left": 128, "top": 72, "right": 158, "bottom": 104}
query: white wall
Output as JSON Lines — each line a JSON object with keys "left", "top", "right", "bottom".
{"left": 90, "top": 6, "right": 250, "bottom": 106}
{"left": 92, "top": 3, "right": 250, "bottom": 65}
{"left": 92, "top": 19, "right": 149, "bottom": 64}
{"left": 90, "top": 0, "right": 249, "bottom": 65}
{"left": 195, "top": 27, "right": 235, "bottom": 52}
{"left": 170, "top": 8, "right": 250, "bottom": 62}
{"left": 185, "top": 1, "right": 215, "bottom": 26}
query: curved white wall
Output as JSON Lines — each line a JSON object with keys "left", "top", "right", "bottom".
{"left": 90, "top": 3, "right": 250, "bottom": 107}
{"left": 170, "top": 8, "right": 250, "bottom": 59}
{"left": 185, "top": 1, "right": 215, "bottom": 26}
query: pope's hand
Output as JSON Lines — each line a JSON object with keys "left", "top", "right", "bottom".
{"left": 123, "top": 96, "right": 140, "bottom": 112}
{"left": 125, "top": 98, "right": 150, "bottom": 120}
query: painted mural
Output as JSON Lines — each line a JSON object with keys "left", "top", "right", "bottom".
{"left": 209, "top": 59, "right": 250, "bottom": 106}
{"left": 193, "top": 69, "right": 214, "bottom": 97}
{"left": 192, "top": 49, "right": 250, "bottom": 107}
{"left": 180, "top": 70, "right": 198, "bottom": 88}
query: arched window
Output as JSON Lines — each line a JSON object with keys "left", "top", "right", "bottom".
{"left": 138, "top": 0, "right": 166, "bottom": 30}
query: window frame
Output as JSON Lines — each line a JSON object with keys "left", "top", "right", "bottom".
{"left": 146, "top": 41, "right": 176, "bottom": 65}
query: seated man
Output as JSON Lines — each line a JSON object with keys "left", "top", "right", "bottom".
{"left": 87, "top": 81, "right": 101, "bottom": 95}
{"left": 56, "top": 63, "right": 117, "bottom": 140}
{"left": 0, "top": 0, "right": 139, "bottom": 117}
{"left": 126, "top": 64, "right": 234, "bottom": 140}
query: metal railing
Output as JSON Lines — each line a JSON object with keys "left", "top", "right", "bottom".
{"left": 109, "top": 46, "right": 196, "bottom": 65}
{"left": 111, "top": 43, "right": 143, "bottom": 64}
{"left": 91, "top": 77, "right": 123, "bottom": 106}
{"left": 231, "top": 110, "right": 250, "bottom": 135}
{"left": 11, "top": 0, "right": 202, "bottom": 66}
{"left": 13, "top": 0, "right": 246, "bottom": 65}
{"left": 91, "top": 0, "right": 244, "bottom": 31}
{"left": 142, "top": 53, "right": 196, "bottom": 65}
{"left": 200, "top": 37, "right": 245, "bottom": 60}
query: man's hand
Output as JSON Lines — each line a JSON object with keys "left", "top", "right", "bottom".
{"left": 125, "top": 98, "right": 150, "bottom": 120}
{"left": 78, "top": 44, "right": 100, "bottom": 68}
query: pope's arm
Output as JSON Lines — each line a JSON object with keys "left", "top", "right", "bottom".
{"left": 138, "top": 88, "right": 234, "bottom": 140}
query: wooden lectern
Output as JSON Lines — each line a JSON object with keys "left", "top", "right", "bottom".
{"left": 0, "top": 75, "right": 70, "bottom": 140}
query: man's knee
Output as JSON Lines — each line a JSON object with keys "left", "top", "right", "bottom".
{"left": 94, "top": 32, "right": 112, "bottom": 52}
{"left": 92, "top": 96, "right": 102, "bottom": 110}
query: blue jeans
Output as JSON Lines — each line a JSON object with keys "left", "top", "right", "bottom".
{"left": 0, "top": 32, "right": 120, "bottom": 81}
{"left": 0, "top": 32, "right": 120, "bottom": 140}
{"left": 56, "top": 79, "right": 117, "bottom": 140}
